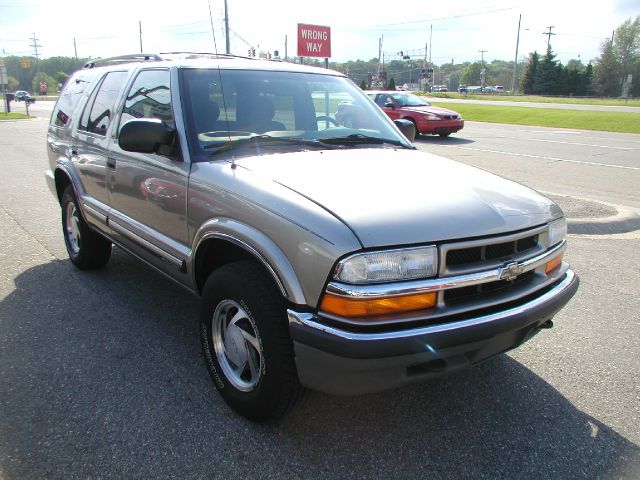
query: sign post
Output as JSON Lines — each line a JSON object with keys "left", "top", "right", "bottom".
{"left": 0, "top": 59, "right": 8, "bottom": 115}
{"left": 297, "top": 24, "right": 331, "bottom": 68}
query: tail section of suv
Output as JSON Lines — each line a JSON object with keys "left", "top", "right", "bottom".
{"left": 46, "top": 53, "right": 578, "bottom": 421}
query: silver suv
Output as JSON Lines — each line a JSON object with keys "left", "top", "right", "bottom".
{"left": 45, "top": 53, "right": 579, "bottom": 421}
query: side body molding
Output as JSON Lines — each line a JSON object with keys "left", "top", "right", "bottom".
{"left": 191, "top": 218, "right": 307, "bottom": 305}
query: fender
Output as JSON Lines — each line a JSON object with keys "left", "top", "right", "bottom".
{"left": 191, "top": 218, "right": 308, "bottom": 306}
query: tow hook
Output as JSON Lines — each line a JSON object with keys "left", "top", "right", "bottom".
{"left": 538, "top": 319, "right": 554, "bottom": 330}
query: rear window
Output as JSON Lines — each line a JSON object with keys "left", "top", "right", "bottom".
{"left": 79, "top": 71, "right": 128, "bottom": 136}
{"left": 51, "top": 70, "right": 99, "bottom": 128}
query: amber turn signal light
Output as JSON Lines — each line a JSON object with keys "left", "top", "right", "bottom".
{"left": 320, "top": 291, "right": 437, "bottom": 318}
{"left": 545, "top": 253, "right": 564, "bottom": 274}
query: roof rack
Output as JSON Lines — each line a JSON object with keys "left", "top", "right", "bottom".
{"left": 83, "top": 53, "right": 164, "bottom": 69}
{"left": 158, "top": 51, "right": 255, "bottom": 61}
{"left": 82, "top": 51, "right": 272, "bottom": 70}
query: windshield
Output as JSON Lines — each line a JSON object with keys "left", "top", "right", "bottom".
{"left": 181, "top": 68, "right": 413, "bottom": 160}
{"left": 390, "top": 93, "right": 430, "bottom": 107}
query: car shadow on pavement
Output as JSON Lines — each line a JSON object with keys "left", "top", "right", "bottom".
{"left": 413, "top": 135, "right": 475, "bottom": 146}
{"left": 2, "top": 255, "right": 639, "bottom": 479}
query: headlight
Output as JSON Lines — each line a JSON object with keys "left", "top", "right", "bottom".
{"left": 334, "top": 246, "right": 438, "bottom": 284}
{"left": 548, "top": 218, "right": 567, "bottom": 247}
{"left": 425, "top": 114, "right": 442, "bottom": 121}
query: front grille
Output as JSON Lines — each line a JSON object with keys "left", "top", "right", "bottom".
{"left": 444, "top": 270, "right": 535, "bottom": 304}
{"left": 446, "top": 234, "right": 539, "bottom": 268}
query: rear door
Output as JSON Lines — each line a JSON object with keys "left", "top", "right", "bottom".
{"left": 73, "top": 70, "right": 129, "bottom": 228}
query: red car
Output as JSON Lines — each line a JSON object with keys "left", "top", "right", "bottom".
{"left": 366, "top": 90, "right": 464, "bottom": 137}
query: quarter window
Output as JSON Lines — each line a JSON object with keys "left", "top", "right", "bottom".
{"left": 79, "top": 71, "right": 128, "bottom": 136}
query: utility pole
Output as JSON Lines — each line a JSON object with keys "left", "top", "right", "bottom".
{"left": 139, "top": 21, "right": 143, "bottom": 53}
{"left": 478, "top": 49, "right": 488, "bottom": 91}
{"left": 29, "top": 33, "right": 42, "bottom": 63}
{"left": 285, "top": 35, "right": 288, "bottom": 61}
{"left": 73, "top": 37, "right": 78, "bottom": 59}
{"left": 511, "top": 14, "right": 521, "bottom": 93}
{"left": 224, "top": 0, "right": 230, "bottom": 54}
{"left": 543, "top": 26, "right": 555, "bottom": 50}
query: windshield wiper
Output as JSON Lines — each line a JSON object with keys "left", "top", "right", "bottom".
{"left": 319, "top": 134, "right": 413, "bottom": 148}
{"left": 203, "top": 134, "right": 339, "bottom": 154}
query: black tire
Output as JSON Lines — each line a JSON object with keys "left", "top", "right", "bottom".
{"left": 200, "top": 260, "right": 304, "bottom": 421}
{"left": 60, "top": 185, "right": 112, "bottom": 270}
{"left": 439, "top": 132, "right": 452, "bottom": 138}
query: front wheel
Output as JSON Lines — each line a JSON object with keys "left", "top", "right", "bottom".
{"left": 439, "top": 132, "right": 452, "bottom": 138}
{"left": 61, "top": 185, "right": 111, "bottom": 269}
{"left": 200, "top": 261, "right": 304, "bottom": 421}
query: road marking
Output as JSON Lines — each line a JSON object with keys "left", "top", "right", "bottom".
{"left": 519, "top": 129, "right": 582, "bottom": 134}
{"left": 523, "top": 138, "right": 634, "bottom": 151}
{"left": 434, "top": 144, "right": 640, "bottom": 171}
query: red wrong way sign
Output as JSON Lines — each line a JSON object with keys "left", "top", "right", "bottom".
{"left": 297, "top": 24, "right": 331, "bottom": 58}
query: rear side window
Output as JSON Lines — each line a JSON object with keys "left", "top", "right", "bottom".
{"left": 79, "top": 71, "right": 128, "bottom": 136}
{"left": 120, "top": 69, "right": 173, "bottom": 129}
{"left": 51, "top": 71, "right": 98, "bottom": 128}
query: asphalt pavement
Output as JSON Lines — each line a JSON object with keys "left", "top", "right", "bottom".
{"left": 1, "top": 112, "right": 639, "bottom": 479}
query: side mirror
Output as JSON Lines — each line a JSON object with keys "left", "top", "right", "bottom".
{"left": 119, "top": 119, "right": 176, "bottom": 155}
{"left": 394, "top": 119, "right": 416, "bottom": 142}
{"left": 384, "top": 102, "right": 395, "bottom": 109}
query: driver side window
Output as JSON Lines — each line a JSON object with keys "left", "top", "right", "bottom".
{"left": 120, "top": 69, "right": 173, "bottom": 130}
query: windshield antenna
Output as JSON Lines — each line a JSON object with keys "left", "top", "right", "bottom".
{"left": 208, "top": 0, "right": 218, "bottom": 54}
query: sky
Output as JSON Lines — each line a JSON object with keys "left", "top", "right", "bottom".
{"left": 0, "top": 0, "right": 637, "bottom": 66}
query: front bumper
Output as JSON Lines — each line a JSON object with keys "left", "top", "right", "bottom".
{"left": 418, "top": 119, "right": 464, "bottom": 135}
{"left": 288, "top": 269, "right": 579, "bottom": 395}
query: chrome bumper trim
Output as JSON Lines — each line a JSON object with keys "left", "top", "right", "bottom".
{"left": 289, "top": 269, "right": 575, "bottom": 342}
{"left": 326, "top": 241, "right": 566, "bottom": 299}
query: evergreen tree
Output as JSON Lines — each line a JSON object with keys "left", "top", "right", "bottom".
{"left": 520, "top": 52, "right": 539, "bottom": 94}
{"left": 387, "top": 77, "right": 396, "bottom": 91}
{"left": 536, "top": 46, "right": 562, "bottom": 95}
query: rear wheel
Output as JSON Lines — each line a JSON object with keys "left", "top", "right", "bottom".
{"left": 61, "top": 185, "right": 111, "bottom": 269}
{"left": 200, "top": 260, "right": 304, "bottom": 421}
{"left": 439, "top": 132, "right": 452, "bottom": 138}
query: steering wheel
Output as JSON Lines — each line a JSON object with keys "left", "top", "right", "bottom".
{"left": 315, "top": 116, "right": 340, "bottom": 127}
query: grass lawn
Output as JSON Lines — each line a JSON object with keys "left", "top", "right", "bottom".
{"left": 421, "top": 92, "right": 640, "bottom": 107}
{"left": 430, "top": 102, "right": 640, "bottom": 134}
{"left": 0, "top": 112, "right": 31, "bottom": 120}
{"left": 427, "top": 92, "right": 640, "bottom": 107}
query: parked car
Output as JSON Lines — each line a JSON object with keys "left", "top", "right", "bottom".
{"left": 366, "top": 90, "right": 464, "bottom": 137}
{"left": 431, "top": 85, "right": 448, "bottom": 93}
{"left": 45, "top": 53, "right": 578, "bottom": 421}
{"left": 458, "top": 84, "right": 468, "bottom": 93}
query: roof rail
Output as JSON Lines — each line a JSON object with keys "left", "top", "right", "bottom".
{"left": 158, "top": 51, "right": 254, "bottom": 61}
{"left": 83, "top": 53, "right": 164, "bottom": 69}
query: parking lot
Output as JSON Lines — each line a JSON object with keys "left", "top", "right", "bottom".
{"left": 1, "top": 104, "right": 639, "bottom": 479}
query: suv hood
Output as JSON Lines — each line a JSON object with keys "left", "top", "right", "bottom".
{"left": 236, "top": 149, "right": 561, "bottom": 248}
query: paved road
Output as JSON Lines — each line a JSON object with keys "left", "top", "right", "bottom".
{"left": 424, "top": 97, "right": 640, "bottom": 113}
{"left": 1, "top": 115, "right": 639, "bottom": 479}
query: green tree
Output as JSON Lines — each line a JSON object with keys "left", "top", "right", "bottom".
{"left": 614, "top": 16, "right": 640, "bottom": 92}
{"left": 7, "top": 76, "right": 19, "bottom": 91}
{"left": 594, "top": 39, "right": 621, "bottom": 96}
{"left": 460, "top": 62, "right": 483, "bottom": 85}
{"left": 520, "top": 52, "right": 540, "bottom": 94}
{"left": 359, "top": 79, "right": 367, "bottom": 90}
{"left": 387, "top": 77, "right": 396, "bottom": 90}
{"left": 32, "top": 71, "right": 57, "bottom": 95}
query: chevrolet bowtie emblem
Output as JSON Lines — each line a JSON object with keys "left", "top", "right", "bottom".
{"left": 499, "top": 261, "right": 524, "bottom": 281}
